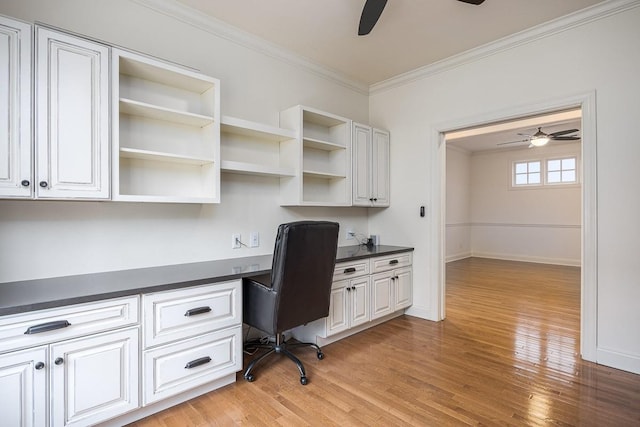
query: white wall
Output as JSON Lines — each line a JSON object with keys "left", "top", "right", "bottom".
{"left": 369, "top": 5, "right": 640, "bottom": 373}
{"left": 445, "top": 146, "right": 471, "bottom": 261}
{"left": 0, "top": 0, "right": 370, "bottom": 282}
{"left": 472, "top": 143, "right": 581, "bottom": 265}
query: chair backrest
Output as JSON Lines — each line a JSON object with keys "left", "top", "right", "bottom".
{"left": 269, "top": 221, "right": 339, "bottom": 333}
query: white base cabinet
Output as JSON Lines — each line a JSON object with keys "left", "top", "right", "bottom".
{"left": 50, "top": 328, "right": 139, "bottom": 427}
{"left": 0, "top": 297, "right": 140, "bottom": 427}
{"left": 292, "top": 252, "right": 412, "bottom": 345}
{"left": 141, "top": 280, "right": 242, "bottom": 406}
{"left": 0, "top": 347, "right": 47, "bottom": 427}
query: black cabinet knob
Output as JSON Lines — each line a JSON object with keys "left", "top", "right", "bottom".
{"left": 39, "top": 181, "right": 48, "bottom": 188}
{"left": 54, "top": 357, "right": 64, "bottom": 365}
{"left": 35, "top": 362, "right": 45, "bottom": 370}
{"left": 21, "top": 180, "right": 30, "bottom": 187}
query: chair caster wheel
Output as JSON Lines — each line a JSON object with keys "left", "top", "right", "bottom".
{"left": 245, "top": 374, "right": 255, "bottom": 382}
{"left": 317, "top": 352, "right": 324, "bottom": 360}
{"left": 300, "top": 376, "right": 308, "bottom": 385}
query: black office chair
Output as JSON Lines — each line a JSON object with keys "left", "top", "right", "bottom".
{"left": 242, "top": 220, "right": 339, "bottom": 385}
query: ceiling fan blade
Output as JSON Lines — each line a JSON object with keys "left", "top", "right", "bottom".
{"left": 497, "top": 139, "right": 529, "bottom": 146}
{"left": 458, "top": 0, "right": 486, "bottom": 4}
{"left": 548, "top": 128, "right": 579, "bottom": 137}
{"left": 517, "top": 132, "right": 533, "bottom": 137}
{"left": 551, "top": 136, "right": 581, "bottom": 141}
{"left": 358, "top": 0, "right": 387, "bottom": 36}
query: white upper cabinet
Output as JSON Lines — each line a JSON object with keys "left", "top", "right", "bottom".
{"left": 279, "top": 105, "right": 352, "bottom": 206}
{"left": 112, "top": 49, "right": 220, "bottom": 203}
{"left": 35, "top": 27, "right": 110, "bottom": 199}
{"left": 352, "top": 123, "right": 390, "bottom": 207}
{"left": 0, "top": 16, "right": 32, "bottom": 198}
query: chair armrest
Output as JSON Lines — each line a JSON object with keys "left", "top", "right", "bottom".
{"left": 243, "top": 274, "right": 278, "bottom": 334}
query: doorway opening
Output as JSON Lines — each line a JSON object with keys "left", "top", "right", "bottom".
{"left": 430, "top": 92, "right": 597, "bottom": 361}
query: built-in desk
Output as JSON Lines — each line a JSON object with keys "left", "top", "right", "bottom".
{"left": 0, "top": 244, "right": 413, "bottom": 427}
{"left": 0, "top": 244, "right": 412, "bottom": 316}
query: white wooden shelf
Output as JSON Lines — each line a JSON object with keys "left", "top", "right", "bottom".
{"left": 221, "top": 116, "right": 296, "bottom": 141}
{"left": 221, "top": 160, "right": 295, "bottom": 177}
{"left": 303, "top": 169, "right": 346, "bottom": 179}
{"left": 119, "top": 55, "right": 214, "bottom": 93}
{"left": 220, "top": 115, "right": 297, "bottom": 179}
{"left": 120, "top": 148, "right": 214, "bottom": 165}
{"left": 119, "top": 98, "right": 214, "bottom": 127}
{"left": 303, "top": 137, "right": 346, "bottom": 151}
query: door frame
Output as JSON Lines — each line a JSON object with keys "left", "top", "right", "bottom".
{"left": 429, "top": 91, "right": 597, "bottom": 361}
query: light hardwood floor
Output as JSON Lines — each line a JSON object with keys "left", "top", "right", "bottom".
{"left": 129, "top": 258, "right": 640, "bottom": 426}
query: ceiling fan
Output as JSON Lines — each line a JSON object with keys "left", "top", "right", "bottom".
{"left": 359, "top": 0, "right": 486, "bottom": 36}
{"left": 497, "top": 127, "right": 581, "bottom": 148}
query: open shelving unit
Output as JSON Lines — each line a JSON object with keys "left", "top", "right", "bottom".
{"left": 112, "top": 49, "right": 220, "bottom": 203}
{"left": 279, "top": 105, "right": 352, "bottom": 206}
{"left": 220, "top": 115, "right": 297, "bottom": 178}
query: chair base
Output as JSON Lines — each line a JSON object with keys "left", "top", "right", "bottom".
{"left": 243, "top": 334, "right": 324, "bottom": 385}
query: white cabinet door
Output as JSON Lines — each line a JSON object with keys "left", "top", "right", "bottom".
{"left": 370, "top": 272, "right": 394, "bottom": 320}
{"left": 50, "top": 327, "right": 139, "bottom": 427}
{"left": 352, "top": 123, "right": 372, "bottom": 206}
{"left": 0, "top": 346, "right": 47, "bottom": 427}
{"left": 350, "top": 276, "right": 370, "bottom": 327}
{"left": 0, "top": 16, "right": 32, "bottom": 198}
{"left": 35, "top": 27, "right": 110, "bottom": 199}
{"left": 327, "top": 281, "right": 349, "bottom": 336}
{"left": 394, "top": 267, "right": 413, "bottom": 310}
{"left": 352, "top": 124, "right": 390, "bottom": 207}
{"left": 372, "top": 128, "right": 390, "bottom": 207}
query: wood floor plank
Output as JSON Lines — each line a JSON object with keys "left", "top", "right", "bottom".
{"left": 129, "top": 258, "right": 640, "bottom": 426}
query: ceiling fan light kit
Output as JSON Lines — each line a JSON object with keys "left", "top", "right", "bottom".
{"left": 530, "top": 136, "right": 550, "bottom": 147}
{"left": 358, "top": 0, "right": 485, "bottom": 36}
{"left": 497, "top": 127, "right": 581, "bottom": 148}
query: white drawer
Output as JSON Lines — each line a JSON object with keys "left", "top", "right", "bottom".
{"left": 0, "top": 296, "right": 139, "bottom": 354}
{"left": 142, "top": 325, "right": 242, "bottom": 405}
{"left": 333, "top": 259, "right": 370, "bottom": 281}
{"left": 370, "top": 252, "right": 413, "bottom": 274}
{"left": 143, "top": 280, "right": 241, "bottom": 348}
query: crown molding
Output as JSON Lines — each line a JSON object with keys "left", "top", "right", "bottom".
{"left": 131, "top": 0, "right": 370, "bottom": 95}
{"left": 370, "top": 0, "right": 640, "bottom": 95}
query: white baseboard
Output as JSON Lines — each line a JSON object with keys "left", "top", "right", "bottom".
{"left": 471, "top": 251, "right": 581, "bottom": 267}
{"left": 404, "top": 305, "right": 434, "bottom": 321}
{"left": 597, "top": 347, "right": 640, "bottom": 375}
{"left": 445, "top": 252, "right": 472, "bottom": 263}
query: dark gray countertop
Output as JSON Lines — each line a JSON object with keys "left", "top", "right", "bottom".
{"left": 0, "top": 245, "right": 413, "bottom": 316}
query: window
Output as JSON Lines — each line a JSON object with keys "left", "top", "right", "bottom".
{"left": 514, "top": 161, "right": 541, "bottom": 186}
{"left": 512, "top": 156, "right": 579, "bottom": 188}
{"left": 547, "top": 157, "right": 577, "bottom": 184}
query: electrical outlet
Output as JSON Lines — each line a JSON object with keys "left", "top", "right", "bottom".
{"left": 249, "top": 231, "right": 259, "bottom": 248}
{"left": 346, "top": 229, "right": 355, "bottom": 240}
{"left": 231, "top": 233, "right": 241, "bottom": 249}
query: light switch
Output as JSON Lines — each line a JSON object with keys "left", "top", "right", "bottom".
{"left": 250, "top": 232, "right": 259, "bottom": 248}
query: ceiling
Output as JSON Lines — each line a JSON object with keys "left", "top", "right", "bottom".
{"left": 174, "top": 0, "right": 605, "bottom": 85}
{"left": 446, "top": 109, "right": 582, "bottom": 152}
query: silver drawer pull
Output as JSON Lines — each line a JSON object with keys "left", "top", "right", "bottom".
{"left": 388, "top": 259, "right": 399, "bottom": 265}
{"left": 184, "top": 306, "right": 212, "bottom": 317}
{"left": 344, "top": 267, "right": 357, "bottom": 274}
{"left": 24, "top": 320, "right": 71, "bottom": 335}
{"left": 185, "top": 356, "right": 212, "bottom": 369}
